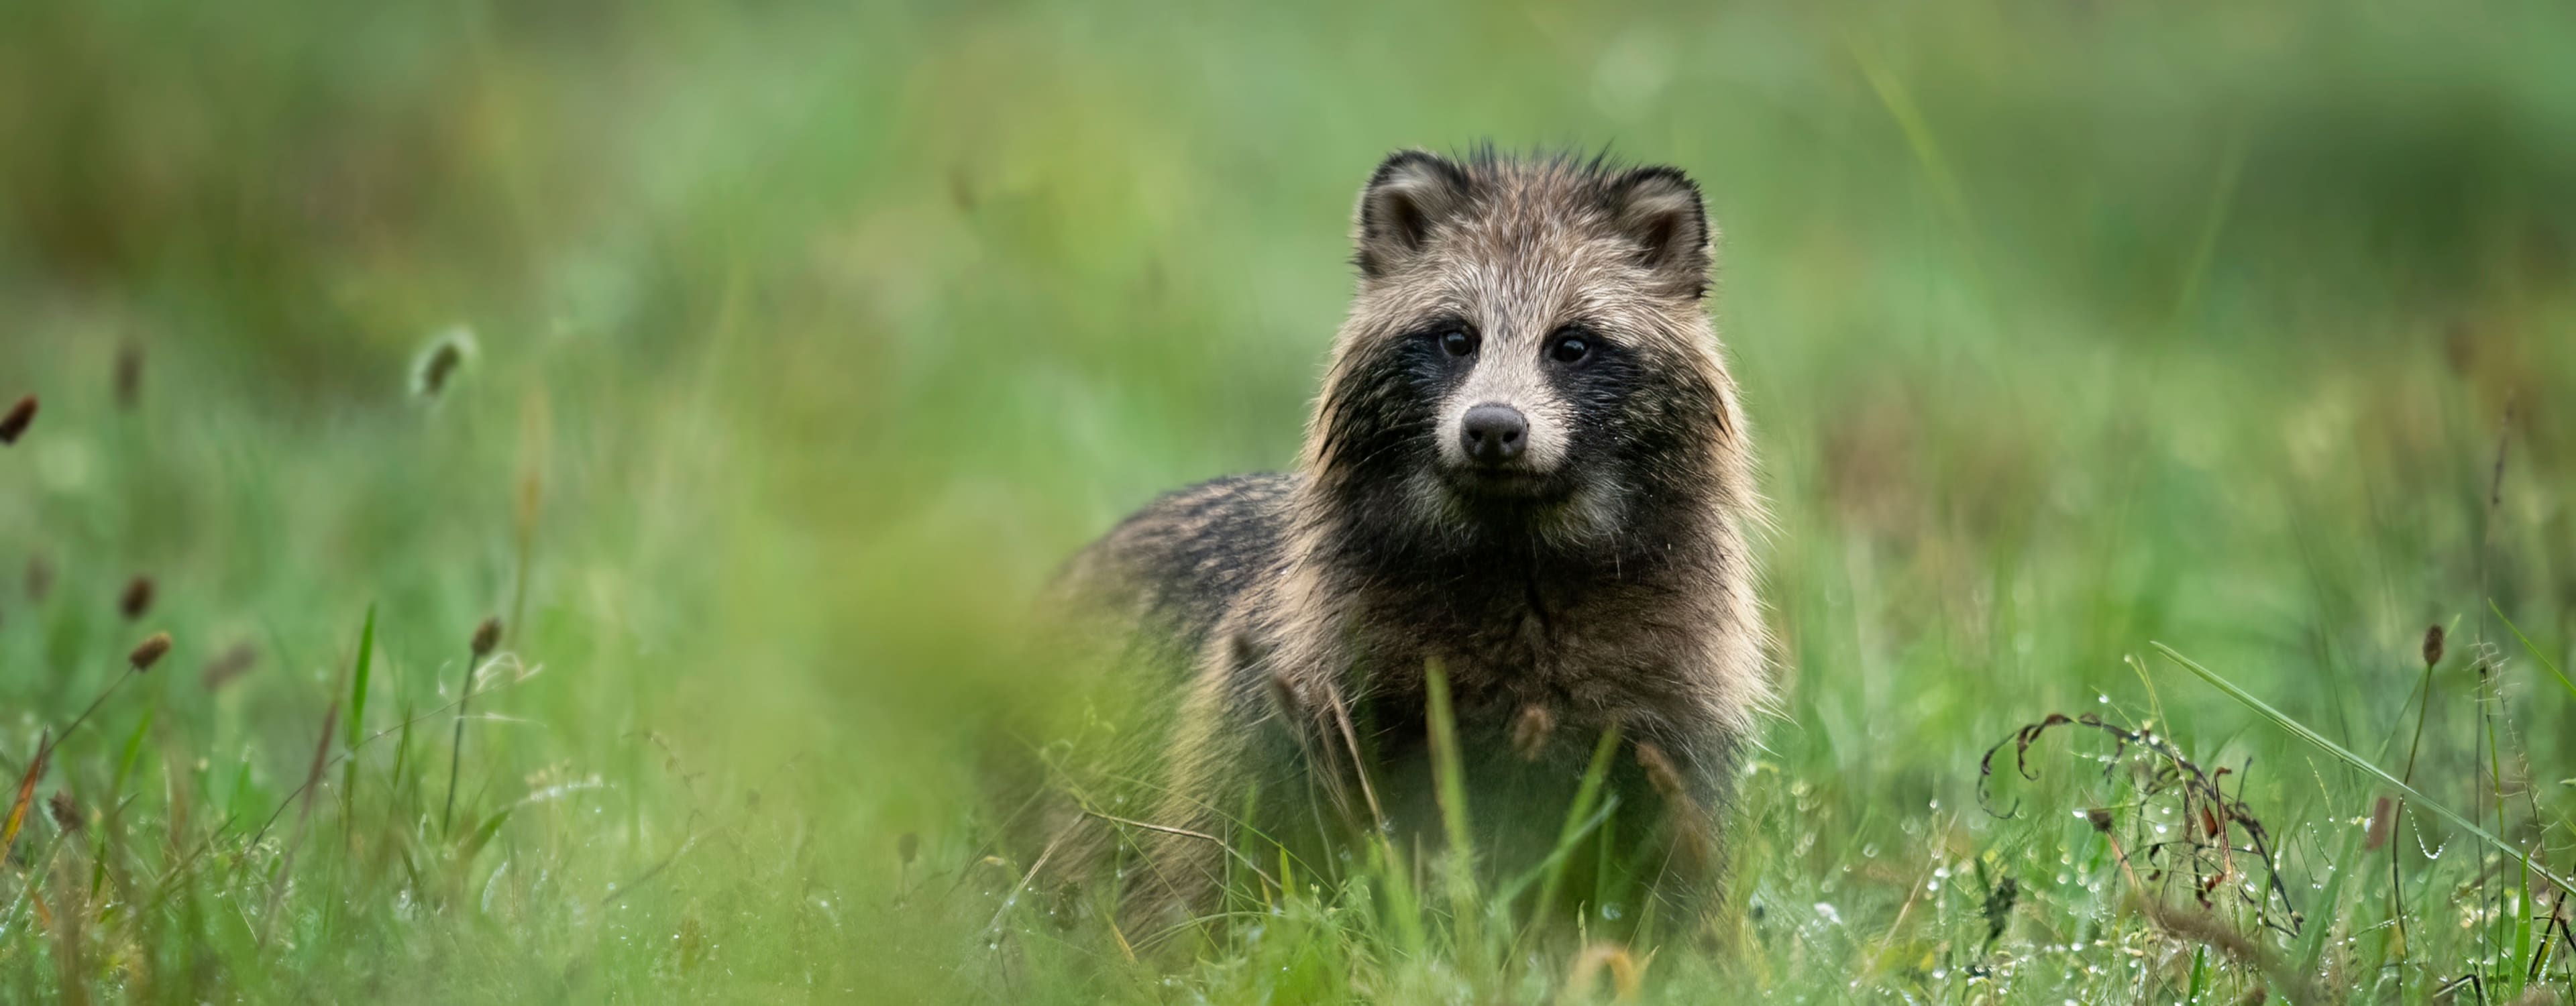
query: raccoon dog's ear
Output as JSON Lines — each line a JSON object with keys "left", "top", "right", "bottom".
{"left": 1604, "top": 166, "right": 1715, "bottom": 299}
{"left": 1354, "top": 150, "right": 1473, "bottom": 278}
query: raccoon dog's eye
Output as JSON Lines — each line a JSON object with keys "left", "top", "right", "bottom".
{"left": 1549, "top": 332, "right": 1592, "bottom": 364}
{"left": 1439, "top": 329, "right": 1478, "bottom": 357}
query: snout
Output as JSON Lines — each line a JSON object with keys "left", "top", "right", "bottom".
{"left": 1459, "top": 404, "right": 1527, "bottom": 466}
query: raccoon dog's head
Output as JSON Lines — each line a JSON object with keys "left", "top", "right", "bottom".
{"left": 1303, "top": 150, "right": 1746, "bottom": 555}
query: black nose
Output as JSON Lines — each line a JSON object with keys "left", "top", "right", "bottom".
{"left": 1460, "top": 404, "right": 1528, "bottom": 465}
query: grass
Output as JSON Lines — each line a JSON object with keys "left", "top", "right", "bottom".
{"left": 3, "top": 0, "right": 2576, "bottom": 1001}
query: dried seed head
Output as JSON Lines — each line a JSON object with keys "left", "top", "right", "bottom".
{"left": 129, "top": 631, "right": 172, "bottom": 671}
{"left": 2084, "top": 807, "right": 2115, "bottom": 833}
{"left": 2422, "top": 624, "right": 2445, "bottom": 669}
{"left": 24, "top": 556, "right": 51, "bottom": 602}
{"left": 47, "top": 791, "right": 82, "bottom": 833}
{"left": 1633, "top": 740, "right": 1686, "bottom": 803}
{"left": 1261, "top": 669, "right": 1306, "bottom": 723}
{"left": 1565, "top": 944, "right": 1644, "bottom": 1002}
{"left": 0, "top": 395, "right": 34, "bottom": 445}
{"left": 1511, "top": 704, "right": 1556, "bottom": 763}
{"left": 897, "top": 832, "right": 920, "bottom": 866}
{"left": 517, "top": 468, "right": 544, "bottom": 533}
{"left": 119, "top": 575, "right": 154, "bottom": 620}
{"left": 113, "top": 343, "right": 143, "bottom": 410}
{"left": 420, "top": 343, "right": 462, "bottom": 396}
{"left": 201, "top": 641, "right": 259, "bottom": 691}
{"left": 472, "top": 616, "right": 502, "bottom": 658}
{"left": 411, "top": 327, "right": 478, "bottom": 399}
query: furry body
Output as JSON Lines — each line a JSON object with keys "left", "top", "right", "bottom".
{"left": 1049, "top": 150, "right": 1767, "bottom": 936}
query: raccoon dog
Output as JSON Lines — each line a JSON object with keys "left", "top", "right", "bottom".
{"left": 1047, "top": 148, "right": 1767, "bottom": 940}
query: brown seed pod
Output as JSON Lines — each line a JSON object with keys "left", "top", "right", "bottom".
{"left": 412, "top": 329, "right": 478, "bottom": 399}
{"left": 47, "top": 791, "right": 82, "bottom": 833}
{"left": 471, "top": 616, "right": 502, "bottom": 659}
{"left": 201, "top": 641, "right": 259, "bottom": 691}
{"left": 419, "top": 341, "right": 464, "bottom": 397}
{"left": 113, "top": 343, "right": 143, "bottom": 410}
{"left": 1511, "top": 704, "right": 1556, "bottom": 763}
{"left": 2085, "top": 807, "right": 2116, "bottom": 833}
{"left": 120, "top": 576, "right": 154, "bottom": 620}
{"left": 1633, "top": 740, "right": 1686, "bottom": 803}
{"left": 0, "top": 395, "right": 33, "bottom": 445}
{"left": 2422, "top": 624, "right": 2445, "bottom": 669}
{"left": 129, "top": 631, "right": 172, "bottom": 671}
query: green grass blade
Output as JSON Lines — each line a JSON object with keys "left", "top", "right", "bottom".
{"left": 2493, "top": 601, "right": 2574, "bottom": 703}
{"left": 346, "top": 603, "right": 377, "bottom": 748}
{"left": 1370, "top": 836, "right": 1427, "bottom": 958}
{"left": 1419, "top": 659, "right": 1487, "bottom": 973}
{"left": 1421, "top": 659, "right": 1472, "bottom": 861}
{"left": 2299, "top": 800, "right": 2365, "bottom": 969}
{"left": 1848, "top": 41, "right": 1972, "bottom": 237}
{"left": 341, "top": 603, "right": 377, "bottom": 830}
{"left": 2515, "top": 867, "right": 2535, "bottom": 998}
{"left": 461, "top": 806, "right": 513, "bottom": 862}
{"left": 2151, "top": 641, "right": 2576, "bottom": 897}
{"left": 111, "top": 701, "right": 154, "bottom": 795}
{"left": 1506, "top": 725, "right": 1621, "bottom": 917}
{"left": 93, "top": 698, "right": 158, "bottom": 895}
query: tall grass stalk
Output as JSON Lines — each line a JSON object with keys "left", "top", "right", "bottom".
{"left": 445, "top": 617, "right": 502, "bottom": 834}
{"left": 2153, "top": 642, "right": 2575, "bottom": 898}
{"left": 1419, "top": 659, "right": 1489, "bottom": 982}
{"left": 339, "top": 604, "right": 376, "bottom": 843}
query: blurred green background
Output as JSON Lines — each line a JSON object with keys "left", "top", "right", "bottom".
{"left": 3, "top": 0, "right": 2574, "bottom": 1001}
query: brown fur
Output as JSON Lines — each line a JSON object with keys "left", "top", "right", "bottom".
{"left": 1048, "top": 149, "right": 1768, "bottom": 942}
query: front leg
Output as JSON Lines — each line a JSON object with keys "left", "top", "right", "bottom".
{"left": 1120, "top": 629, "right": 1330, "bottom": 943}
{"left": 1121, "top": 657, "right": 1241, "bottom": 942}
{"left": 1628, "top": 722, "right": 1745, "bottom": 940}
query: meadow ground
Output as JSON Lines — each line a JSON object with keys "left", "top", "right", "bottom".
{"left": 3, "top": 1, "right": 2575, "bottom": 1001}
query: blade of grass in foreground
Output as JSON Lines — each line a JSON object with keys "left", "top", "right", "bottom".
{"left": 2493, "top": 601, "right": 2575, "bottom": 704}
{"left": 1421, "top": 660, "right": 1489, "bottom": 978}
{"left": 2151, "top": 641, "right": 2576, "bottom": 897}
{"left": 347, "top": 603, "right": 376, "bottom": 750}
{"left": 1423, "top": 660, "right": 1474, "bottom": 862}
{"left": 94, "top": 700, "right": 157, "bottom": 896}
{"left": 1501, "top": 726, "right": 1620, "bottom": 915}
{"left": 341, "top": 604, "right": 376, "bottom": 831}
